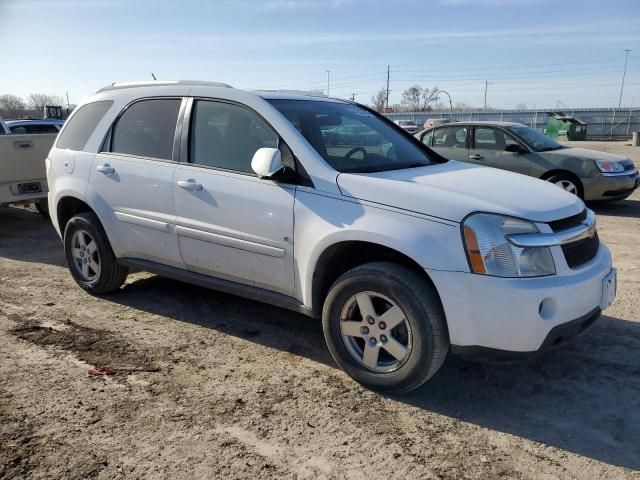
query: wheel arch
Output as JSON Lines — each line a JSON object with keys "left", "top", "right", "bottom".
{"left": 310, "top": 240, "right": 444, "bottom": 322}
{"left": 540, "top": 169, "right": 584, "bottom": 197}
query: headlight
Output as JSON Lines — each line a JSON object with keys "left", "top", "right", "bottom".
{"left": 462, "top": 213, "right": 556, "bottom": 277}
{"left": 594, "top": 159, "right": 625, "bottom": 173}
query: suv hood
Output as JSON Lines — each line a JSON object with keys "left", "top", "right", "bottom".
{"left": 336, "top": 161, "right": 584, "bottom": 223}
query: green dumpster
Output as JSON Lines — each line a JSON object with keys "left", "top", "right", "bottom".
{"left": 545, "top": 112, "right": 587, "bottom": 141}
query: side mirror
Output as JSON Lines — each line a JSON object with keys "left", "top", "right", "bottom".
{"left": 251, "top": 148, "right": 283, "bottom": 178}
{"left": 505, "top": 143, "right": 526, "bottom": 154}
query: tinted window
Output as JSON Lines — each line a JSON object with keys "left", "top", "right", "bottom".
{"left": 269, "top": 99, "right": 435, "bottom": 173}
{"left": 190, "top": 100, "right": 278, "bottom": 173}
{"left": 433, "top": 126, "right": 467, "bottom": 148}
{"left": 57, "top": 101, "right": 113, "bottom": 150}
{"left": 14, "top": 124, "right": 59, "bottom": 134}
{"left": 474, "top": 127, "right": 517, "bottom": 151}
{"left": 111, "top": 99, "right": 181, "bottom": 160}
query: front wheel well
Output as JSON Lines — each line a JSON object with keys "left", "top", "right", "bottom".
{"left": 540, "top": 169, "right": 584, "bottom": 197}
{"left": 311, "top": 241, "right": 440, "bottom": 317}
{"left": 56, "top": 196, "right": 93, "bottom": 235}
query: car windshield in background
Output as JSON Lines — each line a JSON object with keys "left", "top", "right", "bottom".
{"left": 506, "top": 125, "right": 564, "bottom": 152}
{"left": 268, "top": 99, "right": 434, "bottom": 173}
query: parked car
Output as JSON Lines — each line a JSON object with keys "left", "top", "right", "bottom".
{"left": 416, "top": 121, "right": 639, "bottom": 201}
{"left": 5, "top": 119, "right": 65, "bottom": 135}
{"left": 423, "top": 118, "right": 453, "bottom": 130}
{"left": 47, "top": 81, "right": 615, "bottom": 393}
{"left": 0, "top": 119, "right": 56, "bottom": 214}
{"left": 0, "top": 117, "right": 10, "bottom": 135}
{"left": 393, "top": 119, "right": 420, "bottom": 134}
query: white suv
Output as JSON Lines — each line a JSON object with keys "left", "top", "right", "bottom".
{"left": 47, "top": 81, "right": 616, "bottom": 393}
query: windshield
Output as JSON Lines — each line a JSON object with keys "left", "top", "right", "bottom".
{"left": 506, "top": 125, "right": 563, "bottom": 152}
{"left": 268, "top": 99, "right": 435, "bottom": 173}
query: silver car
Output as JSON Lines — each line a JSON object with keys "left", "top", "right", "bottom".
{"left": 416, "top": 121, "right": 639, "bottom": 201}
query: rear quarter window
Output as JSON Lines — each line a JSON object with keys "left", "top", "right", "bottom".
{"left": 56, "top": 100, "right": 113, "bottom": 151}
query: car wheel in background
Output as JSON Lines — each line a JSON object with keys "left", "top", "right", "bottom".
{"left": 322, "top": 261, "right": 449, "bottom": 394}
{"left": 63, "top": 212, "right": 128, "bottom": 294}
{"left": 545, "top": 173, "right": 583, "bottom": 199}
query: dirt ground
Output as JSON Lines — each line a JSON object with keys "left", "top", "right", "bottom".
{"left": 1, "top": 141, "right": 639, "bottom": 480}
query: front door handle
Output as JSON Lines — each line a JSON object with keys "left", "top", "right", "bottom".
{"left": 96, "top": 164, "right": 115, "bottom": 174}
{"left": 469, "top": 154, "right": 484, "bottom": 160}
{"left": 177, "top": 179, "right": 203, "bottom": 191}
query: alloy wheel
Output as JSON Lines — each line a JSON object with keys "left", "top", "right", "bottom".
{"left": 553, "top": 179, "right": 578, "bottom": 195}
{"left": 340, "top": 291, "right": 413, "bottom": 373}
{"left": 70, "top": 229, "right": 100, "bottom": 282}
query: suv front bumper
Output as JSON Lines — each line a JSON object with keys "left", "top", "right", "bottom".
{"left": 427, "top": 243, "right": 612, "bottom": 354}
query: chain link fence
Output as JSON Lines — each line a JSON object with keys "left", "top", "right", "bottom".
{"left": 386, "top": 108, "right": 640, "bottom": 139}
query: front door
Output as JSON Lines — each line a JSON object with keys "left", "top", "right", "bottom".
{"left": 173, "top": 99, "right": 295, "bottom": 295}
{"left": 469, "top": 126, "right": 532, "bottom": 176}
{"left": 88, "top": 98, "right": 184, "bottom": 267}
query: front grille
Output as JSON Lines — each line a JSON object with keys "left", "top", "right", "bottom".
{"left": 562, "top": 231, "right": 600, "bottom": 268}
{"left": 548, "top": 210, "right": 586, "bottom": 232}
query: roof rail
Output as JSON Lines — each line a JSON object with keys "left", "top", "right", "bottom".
{"left": 255, "top": 89, "right": 327, "bottom": 98}
{"left": 97, "top": 80, "right": 233, "bottom": 93}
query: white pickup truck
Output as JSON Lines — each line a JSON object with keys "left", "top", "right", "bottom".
{"left": 0, "top": 117, "right": 55, "bottom": 215}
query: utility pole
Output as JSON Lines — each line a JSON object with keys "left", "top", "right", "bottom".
{"left": 351, "top": 93, "right": 356, "bottom": 102}
{"left": 65, "top": 91, "right": 70, "bottom": 113}
{"left": 618, "top": 49, "right": 631, "bottom": 108}
{"left": 326, "top": 70, "right": 330, "bottom": 97}
{"left": 483, "top": 80, "right": 494, "bottom": 111}
{"left": 385, "top": 65, "right": 390, "bottom": 110}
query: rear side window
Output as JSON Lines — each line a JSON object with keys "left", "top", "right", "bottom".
{"left": 110, "top": 99, "right": 181, "bottom": 160}
{"left": 56, "top": 101, "right": 113, "bottom": 150}
{"left": 12, "top": 124, "right": 59, "bottom": 134}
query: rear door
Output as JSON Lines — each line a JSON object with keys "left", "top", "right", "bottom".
{"left": 469, "top": 126, "right": 531, "bottom": 175}
{"left": 173, "top": 98, "right": 295, "bottom": 295}
{"left": 428, "top": 125, "right": 469, "bottom": 161}
{"left": 89, "top": 97, "right": 184, "bottom": 267}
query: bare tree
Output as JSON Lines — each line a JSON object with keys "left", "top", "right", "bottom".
{"left": 401, "top": 85, "right": 422, "bottom": 112}
{"left": 401, "top": 85, "right": 441, "bottom": 112}
{"left": 454, "top": 102, "right": 476, "bottom": 111}
{"left": 28, "top": 93, "right": 64, "bottom": 115}
{"left": 515, "top": 103, "right": 528, "bottom": 110}
{"left": 421, "top": 86, "right": 440, "bottom": 111}
{"left": 370, "top": 87, "right": 387, "bottom": 112}
{"left": 0, "top": 94, "right": 27, "bottom": 118}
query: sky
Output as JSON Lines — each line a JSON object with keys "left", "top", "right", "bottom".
{"left": 0, "top": 0, "right": 639, "bottom": 109}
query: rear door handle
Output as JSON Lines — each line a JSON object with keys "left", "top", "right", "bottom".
{"left": 96, "top": 164, "right": 115, "bottom": 174}
{"left": 177, "top": 179, "right": 203, "bottom": 191}
{"left": 469, "top": 154, "right": 484, "bottom": 160}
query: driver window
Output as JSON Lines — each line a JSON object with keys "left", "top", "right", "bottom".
{"left": 474, "top": 127, "right": 518, "bottom": 151}
{"left": 433, "top": 126, "right": 467, "bottom": 149}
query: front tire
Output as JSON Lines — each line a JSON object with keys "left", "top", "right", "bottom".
{"left": 322, "top": 262, "right": 449, "bottom": 394}
{"left": 63, "top": 212, "right": 128, "bottom": 294}
{"left": 545, "top": 173, "right": 583, "bottom": 199}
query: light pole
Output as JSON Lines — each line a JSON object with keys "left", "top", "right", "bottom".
{"left": 484, "top": 80, "right": 494, "bottom": 111}
{"left": 326, "top": 70, "right": 330, "bottom": 97}
{"left": 618, "top": 49, "right": 631, "bottom": 108}
{"left": 438, "top": 90, "right": 455, "bottom": 121}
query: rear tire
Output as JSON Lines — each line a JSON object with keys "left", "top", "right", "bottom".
{"left": 35, "top": 199, "right": 50, "bottom": 219}
{"left": 63, "top": 212, "right": 128, "bottom": 294}
{"left": 322, "top": 262, "right": 449, "bottom": 394}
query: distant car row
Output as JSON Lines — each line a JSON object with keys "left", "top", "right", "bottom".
{"left": 414, "top": 121, "right": 639, "bottom": 202}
